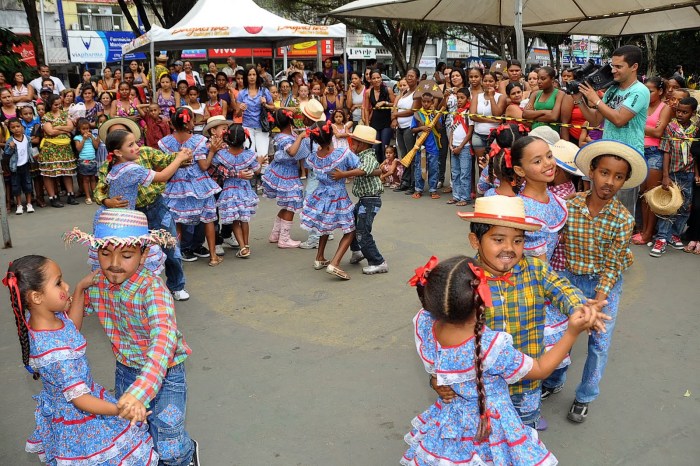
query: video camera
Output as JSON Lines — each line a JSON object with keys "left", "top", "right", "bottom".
{"left": 564, "top": 59, "right": 615, "bottom": 95}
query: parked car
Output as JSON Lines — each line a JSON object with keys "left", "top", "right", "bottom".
{"left": 381, "top": 74, "right": 398, "bottom": 94}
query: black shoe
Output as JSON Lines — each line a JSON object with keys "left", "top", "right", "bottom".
{"left": 66, "top": 195, "right": 79, "bottom": 205}
{"left": 567, "top": 400, "right": 589, "bottom": 423}
{"left": 541, "top": 385, "right": 563, "bottom": 400}
{"left": 192, "top": 246, "right": 210, "bottom": 258}
{"left": 188, "top": 439, "right": 200, "bottom": 466}
{"left": 181, "top": 250, "right": 197, "bottom": 262}
{"left": 404, "top": 189, "right": 415, "bottom": 195}
{"left": 393, "top": 185, "right": 409, "bottom": 192}
{"left": 50, "top": 197, "right": 64, "bottom": 208}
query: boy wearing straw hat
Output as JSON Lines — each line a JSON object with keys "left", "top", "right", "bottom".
{"left": 554, "top": 139, "right": 646, "bottom": 423}
{"left": 65, "top": 209, "right": 199, "bottom": 465}
{"left": 343, "top": 125, "right": 388, "bottom": 274}
{"left": 432, "top": 196, "right": 609, "bottom": 430}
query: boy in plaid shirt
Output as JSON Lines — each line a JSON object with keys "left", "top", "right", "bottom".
{"left": 431, "top": 196, "right": 608, "bottom": 430}
{"left": 557, "top": 140, "right": 647, "bottom": 423}
{"left": 653, "top": 97, "right": 698, "bottom": 256}
{"left": 66, "top": 209, "right": 200, "bottom": 466}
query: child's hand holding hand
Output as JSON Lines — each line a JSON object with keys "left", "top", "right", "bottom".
{"left": 330, "top": 168, "right": 347, "bottom": 181}
{"left": 177, "top": 148, "right": 193, "bottom": 166}
{"left": 117, "top": 393, "right": 147, "bottom": 426}
{"left": 208, "top": 136, "right": 224, "bottom": 154}
{"left": 430, "top": 375, "right": 457, "bottom": 403}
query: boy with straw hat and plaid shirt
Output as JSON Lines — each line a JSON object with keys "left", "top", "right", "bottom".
{"left": 65, "top": 209, "right": 200, "bottom": 466}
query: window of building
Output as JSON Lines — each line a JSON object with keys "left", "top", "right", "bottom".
{"left": 77, "top": 4, "right": 124, "bottom": 31}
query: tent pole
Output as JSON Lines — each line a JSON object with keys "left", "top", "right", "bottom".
{"left": 283, "top": 48, "right": 288, "bottom": 73}
{"left": 316, "top": 42, "right": 322, "bottom": 73}
{"left": 150, "top": 40, "right": 156, "bottom": 94}
{"left": 273, "top": 44, "right": 277, "bottom": 78}
{"left": 514, "top": 0, "right": 526, "bottom": 64}
{"left": 343, "top": 35, "right": 348, "bottom": 90}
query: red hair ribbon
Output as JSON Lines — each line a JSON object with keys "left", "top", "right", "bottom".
{"left": 106, "top": 151, "right": 114, "bottom": 163}
{"left": 282, "top": 110, "right": 294, "bottom": 119}
{"left": 267, "top": 112, "right": 275, "bottom": 123}
{"left": 2, "top": 269, "right": 30, "bottom": 337}
{"left": 408, "top": 256, "right": 439, "bottom": 287}
{"left": 306, "top": 126, "right": 320, "bottom": 137}
{"left": 486, "top": 271, "right": 515, "bottom": 287}
{"left": 480, "top": 409, "right": 499, "bottom": 433}
{"left": 169, "top": 106, "right": 176, "bottom": 114}
{"left": 502, "top": 148, "right": 512, "bottom": 168}
{"left": 467, "top": 263, "right": 493, "bottom": 308}
{"left": 243, "top": 128, "right": 250, "bottom": 139}
{"left": 487, "top": 141, "right": 501, "bottom": 159}
{"left": 517, "top": 124, "right": 527, "bottom": 133}
{"left": 322, "top": 120, "right": 333, "bottom": 133}
{"left": 179, "top": 111, "right": 191, "bottom": 123}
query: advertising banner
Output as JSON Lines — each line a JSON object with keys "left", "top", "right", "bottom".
{"left": 68, "top": 31, "right": 146, "bottom": 63}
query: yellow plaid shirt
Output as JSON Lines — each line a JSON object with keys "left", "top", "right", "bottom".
{"left": 563, "top": 192, "right": 634, "bottom": 297}
{"left": 482, "top": 256, "right": 585, "bottom": 395}
{"left": 94, "top": 146, "right": 176, "bottom": 208}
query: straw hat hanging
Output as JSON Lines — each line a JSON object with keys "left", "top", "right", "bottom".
{"left": 643, "top": 183, "right": 684, "bottom": 216}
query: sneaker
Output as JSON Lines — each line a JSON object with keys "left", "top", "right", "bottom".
{"left": 181, "top": 250, "right": 198, "bottom": 262}
{"left": 541, "top": 385, "right": 563, "bottom": 400}
{"left": 670, "top": 235, "right": 685, "bottom": 250}
{"left": 362, "top": 261, "right": 389, "bottom": 274}
{"left": 214, "top": 244, "right": 225, "bottom": 256}
{"left": 172, "top": 289, "right": 190, "bottom": 301}
{"left": 26, "top": 204, "right": 34, "bottom": 213}
{"left": 328, "top": 234, "right": 335, "bottom": 241}
{"left": 193, "top": 246, "right": 210, "bottom": 258}
{"left": 66, "top": 194, "right": 79, "bottom": 205}
{"left": 50, "top": 197, "right": 64, "bottom": 208}
{"left": 299, "top": 240, "right": 319, "bottom": 249}
{"left": 188, "top": 439, "right": 200, "bottom": 466}
{"left": 15, "top": 205, "right": 23, "bottom": 215}
{"left": 349, "top": 251, "right": 365, "bottom": 264}
{"left": 535, "top": 417, "right": 548, "bottom": 431}
{"left": 649, "top": 239, "right": 667, "bottom": 257}
{"left": 567, "top": 400, "right": 589, "bottom": 423}
{"left": 223, "top": 237, "right": 239, "bottom": 248}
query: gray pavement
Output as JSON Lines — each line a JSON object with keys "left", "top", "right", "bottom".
{"left": 0, "top": 191, "right": 698, "bottom": 465}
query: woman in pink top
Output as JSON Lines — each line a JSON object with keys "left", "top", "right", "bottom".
{"left": 633, "top": 76, "right": 673, "bottom": 245}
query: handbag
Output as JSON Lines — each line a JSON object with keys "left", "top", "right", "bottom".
{"left": 258, "top": 89, "right": 272, "bottom": 132}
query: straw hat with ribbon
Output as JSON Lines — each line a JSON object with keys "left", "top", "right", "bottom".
{"left": 550, "top": 140, "right": 584, "bottom": 177}
{"left": 575, "top": 140, "right": 648, "bottom": 189}
{"left": 643, "top": 183, "right": 684, "bottom": 216}
{"left": 202, "top": 115, "right": 232, "bottom": 138}
{"left": 64, "top": 209, "right": 176, "bottom": 249}
{"left": 98, "top": 117, "right": 142, "bottom": 142}
{"left": 350, "top": 125, "right": 380, "bottom": 144}
{"left": 457, "top": 195, "right": 542, "bottom": 231}
{"left": 300, "top": 99, "right": 325, "bottom": 122}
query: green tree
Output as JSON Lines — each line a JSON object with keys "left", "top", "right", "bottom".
{"left": 20, "top": 0, "right": 44, "bottom": 67}
{"left": 0, "top": 27, "right": 33, "bottom": 78}
{"left": 537, "top": 34, "right": 571, "bottom": 71}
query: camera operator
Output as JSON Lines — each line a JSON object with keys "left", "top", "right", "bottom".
{"left": 573, "top": 45, "right": 649, "bottom": 213}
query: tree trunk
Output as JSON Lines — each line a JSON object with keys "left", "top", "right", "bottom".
{"left": 407, "top": 29, "right": 429, "bottom": 76}
{"left": 133, "top": 0, "right": 151, "bottom": 32}
{"left": 146, "top": 0, "right": 167, "bottom": 27}
{"left": 117, "top": 0, "right": 141, "bottom": 36}
{"left": 645, "top": 33, "right": 658, "bottom": 78}
{"left": 21, "top": 0, "right": 44, "bottom": 67}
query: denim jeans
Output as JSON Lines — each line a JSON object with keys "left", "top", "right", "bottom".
{"left": 115, "top": 362, "right": 194, "bottom": 466}
{"left": 414, "top": 151, "right": 439, "bottom": 193}
{"left": 438, "top": 125, "right": 449, "bottom": 183}
{"left": 181, "top": 223, "right": 205, "bottom": 252}
{"left": 138, "top": 196, "right": 185, "bottom": 292}
{"left": 396, "top": 127, "right": 415, "bottom": 189}
{"left": 450, "top": 145, "right": 472, "bottom": 202}
{"left": 657, "top": 171, "right": 694, "bottom": 242}
{"left": 558, "top": 271, "right": 623, "bottom": 403}
{"left": 644, "top": 146, "right": 663, "bottom": 171}
{"left": 350, "top": 197, "right": 384, "bottom": 265}
{"left": 509, "top": 387, "right": 541, "bottom": 428}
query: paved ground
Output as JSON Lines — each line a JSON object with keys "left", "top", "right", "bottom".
{"left": 0, "top": 189, "right": 698, "bottom": 465}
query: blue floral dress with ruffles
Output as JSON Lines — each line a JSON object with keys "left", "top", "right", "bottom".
{"left": 401, "top": 309, "right": 557, "bottom": 466}
{"left": 25, "top": 313, "right": 158, "bottom": 465}
{"left": 212, "top": 148, "right": 260, "bottom": 223}
{"left": 262, "top": 133, "right": 307, "bottom": 212}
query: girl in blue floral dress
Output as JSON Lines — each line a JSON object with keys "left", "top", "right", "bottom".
{"left": 403, "top": 255, "right": 592, "bottom": 466}
{"left": 89, "top": 129, "right": 190, "bottom": 275}
{"left": 160, "top": 106, "right": 223, "bottom": 266}
{"left": 299, "top": 121, "right": 361, "bottom": 280}
{"left": 4, "top": 255, "right": 157, "bottom": 465}
{"left": 262, "top": 109, "right": 309, "bottom": 248}
{"left": 504, "top": 136, "right": 571, "bottom": 406}
{"left": 212, "top": 124, "right": 264, "bottom": 258}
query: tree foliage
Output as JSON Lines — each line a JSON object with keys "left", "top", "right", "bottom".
{"left": 0, "top": 27, "right": 33, "bottom": 77}
{"left": 20, "top": 0, "right": 44, "bottom": 67}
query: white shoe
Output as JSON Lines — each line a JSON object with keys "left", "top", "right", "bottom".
{"left": 299, "top": 240, "right": 319, "bottom": 249}
{"left": 362, "top": 261, "right": 389, "bottom": 275}
{"left": 328, "top": 234, "right": 335, "bottom": 241}
{"left": 223, "top": 237, "right": 239, "bottom": 248}
{"left": 215, "top": 244, "right": 225, "bottom": 256}
{"left": 26, "top": 204, "right": 34, "bottom": 213}
{"left": 15, "top": 205, "right": 23, "bottom": 215}
{"left": 349, "top": 251, "right": 365, "bottom": 264}
{"left": 172, "top": 289, "right": 190, "bottom": 301}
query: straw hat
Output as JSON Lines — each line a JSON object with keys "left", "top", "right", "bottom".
{"left": 490, "top": 60, "right": 507, "bottom": 74}
{"left": 350, "top": 125, "right": 380, "bottom": 144}
{"left": 529, "top": 126, "right": 560, "bottom": 146}
{"left": 457, "top": 195, "right": 542, "bottom": 231}
{"left": 98, "top": 117, "right": 142, "bottom": 142}
{"left": 300, "top": 99, "right": 325, "bottom": 122}
{"left": 64, "top": 209, "right": 176, "bottom": 249}
{"left": 202, "top": 115, "right": 231, "bottom": 138}
{"left": 416, "top": 79, "right": 443, "bottom": 99}
{"left": 643, "top": 183, "right": 684, "bottom": 216}
{"left": 156, "top": 54, "right": 168, "bottom": 62}
{"left": 575, "top": 140, "right": 647, "bottom": 189}
{"left": 550, "top": 139, "right": 584, "bottom": 176}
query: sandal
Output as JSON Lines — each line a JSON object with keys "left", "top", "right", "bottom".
{"left": 446, "top": 199, "right": 457, "bottom": 205}
{"left": 430, "top": 192, "right": 441, "bottom": 199}
{"left": 442, "top": 187, "right": 452, "bottom": 194}
{"left": 455, "top": 200, "right": 468, "bottom": 206}
{"left": 209, "top": 256, "right": 224, "bottom": 267}
{"left": 326, "top": 264, "right": 350, "bottom": 280}
{"left": 411, "top": 192, "right": 422, "bottom": 199}
{"left": 313, "top": 259, "right": 330, "bottom": 270}
{"left": 631, "top": 233, "right": 650, "bottom": 245}
{"left": 684, "top": 241, "right": 698, "bottom": 253}
{"left": 235, "top": 247, "right": 251, "bottom": 258}
{"left": 694, "top": 243, "right": 700, "bottom": 255}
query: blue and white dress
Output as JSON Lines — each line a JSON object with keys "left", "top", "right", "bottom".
{"left": 159, "top": 134, "right": 220, "bottom": 225}
{"left": 299, "top": 145, "right": 360, "bottom": 235}
{"left": 25, "top": 313, "right": 158, "bottom": 465}
{"left": 89, "top": 161, "right": 166, "bottom": 275}
{"left": 212, "top": 148, "right": 260, "bottom": 223}
{"left": 520, "top": 191, "right": 570, "bottom": 368}
{"left": 401, "top": 310, "right": 557, "bottom": 466}
{"left": 262, "top": 133, "right": 307, "bottom": 212}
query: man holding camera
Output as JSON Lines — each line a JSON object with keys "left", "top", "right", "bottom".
{"left": 573, "top": 45, "right": 649, "bottom": 213}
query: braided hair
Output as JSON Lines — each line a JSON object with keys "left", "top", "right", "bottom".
{"left": 306, "top": 120, "right": 333, "bottom": 153}
{"left": 104, "top": 129, "right": 131, "bottom": 171}
{"left": 172, "top": 106, "right": 194, "bottom": 132}
{"left": 224, "top": 123, "right": 251, "bottom": 149}
{"left": 486, "top": 123, "right": 529, "bottom": 191}
{"left": 500, "top": 135, "right": 541, "bottom": 194}
{"left": 417, "top": 255, "right": 492, "bottom": 440}
{"left": 6, "top": 255, "right": 51, "bottom": 380}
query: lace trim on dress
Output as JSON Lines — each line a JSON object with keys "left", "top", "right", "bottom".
{"left": 29, "top": 345, "right": 86, "bottom": 370}
{"left": 306, "top": 148, "right": 350, "bottom": 173}
{"left": 62, "top": 382, "right": 91, "bottom": 402}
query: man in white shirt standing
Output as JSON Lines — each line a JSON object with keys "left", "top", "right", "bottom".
{"left": 29, "top": 65, "right": 65, "bottom": 95}
{"left": 222, "top": 56, "right": 243, "bottom": 79}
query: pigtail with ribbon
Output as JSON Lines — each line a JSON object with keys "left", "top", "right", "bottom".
{"left": 467, "top": 263, "right": 493, "bottom": 308}
{"left": 408, "top": 256, "right": 439, "bottom": 287}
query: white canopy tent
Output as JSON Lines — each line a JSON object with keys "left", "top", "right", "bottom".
{"left": 122, "top": 0, "right": 347, "bottom": 88}
{"left": 329, "top": 0, "right": 700, "bottom": 66}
